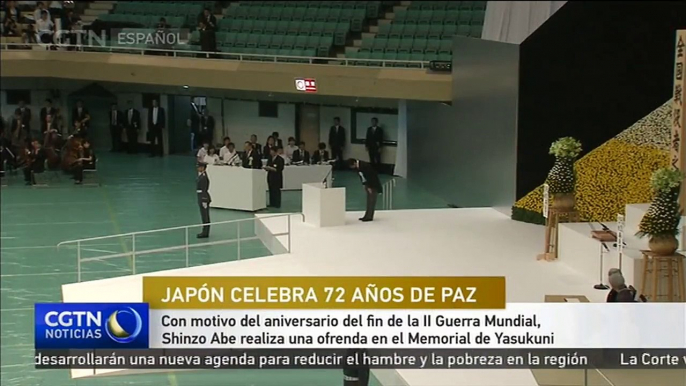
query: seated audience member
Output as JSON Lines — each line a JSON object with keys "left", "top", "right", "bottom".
{"left": 312, "top": 142, "right": 330, "bottom": 164}
{"left": 36, "top": 10, "right": 54, "bottom": 45}
{"left": 277, "top": 146, "right": 290, "bottom": 165}
{"left": 2, "top": 16, "right": 20, "bottom": 37}
{"left": 223, "top": 142, "right": 238, "bottom": 165}
{"left": 203, "top": 146, "right": 220, "bottom": 165}
{"left": 219, "top": 137, "right": 232, "bottom": 159}
{"left": 264, "top": 135, "right": 277, "bottom": 156}
{"left": 285, "top": 137, "right": 297, "bottom": 159}
{"left": 242, "top": 141, "right": 261, "bottom": 169}
{"left": 71, "top": 139, "right": 95, "bottom": 184}
{"left": 34, "top": 2, "right": 50, "bottom": 22}
{"left": 156, "top": 17, "right": 170, "bottom": 29}
{"left": 3, "top": 1, "right": 21, "bottom": 24}
{"left": 23, "top": 139, "right": 46, "bottom": 185}
{"left": 292, "top": 141, "right": 310, "bottom": 164}
{"left": 250, "top": 134, "right": 262, "bottom": 156}
{"left": 196, "top": 141, "right": 209, "bottom": 163}
{"left": 272, "top": 131, "right": 283, "bottom": 148}
{"left": 606, "top": 270, "right": 637, "bottom": 302}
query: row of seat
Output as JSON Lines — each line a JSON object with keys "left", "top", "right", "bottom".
{"left": 394, "top": 9, "right": 485, "bottom": 25}
{"left": 115, "top": 2, "right": 206, "bottom": 17}
{"left": 216, "top": 20, "right": 351, "bottom": 45}
{"left": 360, "top": 37, "right": 453, "bottom": 54}
{"left": 173, "top": 46, "right": 320, "bottom": 63}
{"left": 408, "top": 1, "right": 487, "bottom": 11}
{"left": 236, "top": 1, "right": 382, "bottom": 11}
{"left": 348, "top": 51, "right": 441, "bottom": 67}
{"left": 377, "top": 23, "right": 482, "bottom": 39}
{"left": 99, "top": 13, "right": 186, "bottom": 28}
{"left": 224, "top": 7, "right": 367, "bottom": 23}
{"left": 190, "top": 33, "right": 335, "bottom": 57}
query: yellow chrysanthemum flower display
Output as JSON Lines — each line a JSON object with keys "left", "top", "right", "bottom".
{"left": 512, "top": 101, "right": 673, "bottom": 224}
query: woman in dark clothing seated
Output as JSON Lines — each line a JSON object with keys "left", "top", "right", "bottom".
{"left": 71, "top": 139, "right": 96, "bottom": 184}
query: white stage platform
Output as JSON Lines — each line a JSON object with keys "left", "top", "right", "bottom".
{"left": 63, "top": 208, "right": 620, "bottom": 386}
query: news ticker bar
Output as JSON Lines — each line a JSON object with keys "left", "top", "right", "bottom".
{"left": 35, "top": 349, "right": 686, "bottom": 370}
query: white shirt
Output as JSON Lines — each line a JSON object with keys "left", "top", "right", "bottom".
{"left": 196, "top": 147, "right": 207, "bottom": 162}
{"left": 285, "top": 144, "right": 297, "bottom": 159}
{"left": 203, "top": 154, "right": 219, "bottom": 165}
{"left": 219, "top": 146, "right": 236, "bottom": 161}
{"left": 36, "top": 18, "right": 54, "bottom": 33}
{"left": 152, "top": 107, "right": 158, "bottom": 125}
{"left": 280, "top": 154, "right": 290, "bottom": 165}
{"left": 128, "top": 109, "right": 134, "bottom": 122}
{"left": 111, "top": 110, "right": 117, "bottom": 125}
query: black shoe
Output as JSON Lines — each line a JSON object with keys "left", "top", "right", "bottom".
{"left": 196, "top": 233, "right": 209, "bottom": 239}
{"left": 360, "top": 218, "right": 373, "bottom": 222}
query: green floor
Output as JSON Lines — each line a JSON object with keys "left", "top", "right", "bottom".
{"left": 0, "top": 153, "right": 447, "bottom": 386}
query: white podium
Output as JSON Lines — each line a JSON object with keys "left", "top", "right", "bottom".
{"left": 302, "top": 183, "right": 346, "bottom": 227}
{"left": 206, "top": 165, "right": 267, "bottom": 211}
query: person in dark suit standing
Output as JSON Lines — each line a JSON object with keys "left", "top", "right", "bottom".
{"left": 199, "top": 109, "right": 215, "bottom": 146}
{"left": 348, "top": 158, "right": 382, "bottom": 222}
{"left": 250, "top": 134, "right": 262, "bottom": 156}
{"left": 328, "top": 117, "right": 346, "bottom": 168}
{"left": 14, "top": 100, "right": 32, "bottom": 139}
{"left": 197, "top": 7, "right": 217, "bottom": 31}
{"left": 242, "top": 141, "right": 261, "bottom": 169}
{"left": 365, "top": 117, "right": 384, "bottom": 169}
{"left": 39, "top": 99, "right": 56, "bottom": 135}
{"left": 23, "top": 139, "right": 46, "bottom": 185}
{"left": 148, "top": 99, "right": 165, "bottom": 157}
{"left": 196, "top": 162, "right": 212, "bottom": 239}
{"left": 343, "top": 348, "right": 370, "bottom": 386}
{"left": 72, "top": 99, "right": 90, "bottom": 131}
{"left": 264, "top": 146, "right": 284, "bottom": 208}
{"left": 125, "top": 100, "right": 141, "bottom": 154}
{"left": 109, "top": 103, "right": 124, "bottom": 152}
{"left": 292, "top": 141, "right": 310, "bottom": 164}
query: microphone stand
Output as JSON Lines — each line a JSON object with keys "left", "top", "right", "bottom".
{"left": 588, "top": 223, "right": 610, "bottom": 290}
{"left": 322, "top": 166, "right": 332, "bottom": 189}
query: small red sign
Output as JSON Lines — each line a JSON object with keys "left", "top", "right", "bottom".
{"left": 295, "top": 78, "right": 317, "bottom": 93}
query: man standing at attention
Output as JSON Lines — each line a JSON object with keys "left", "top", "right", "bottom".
{"left": 329, "top": 116, "right": 346, "bottom": 169}
{"left": 148, "top": 99, "right": 165, "bottom": 157}
{"left": 125, "top": 100, "right": 141, "bottom": 154}
{"left": 264, "top": 146, "right": 285, "bottom": 208}
{"left": 196, "top": 162, "right": 211, "bottom": 239}
{"left": 109, "top": 103, "right": 123, "bottom": 152}
{"left": 348, "top": 158, "right": 382, "bottom": 222}
{"left": 365, "top": 117, "right": 383, "bottom": 169}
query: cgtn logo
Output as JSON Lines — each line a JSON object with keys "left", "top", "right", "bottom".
{"left": 35, "top": 303, "right": 149, "bottom": 349}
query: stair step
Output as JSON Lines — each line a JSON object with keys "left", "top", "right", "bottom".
{"left": 385, "top": 12, "right": 395, "bottom": 19}
{"left": 80, "top": 15, "right": 99, "bottom": 23}
{"left": 400, "top": 1, "right": 412, "bottom": 6}
{"left": 336, "top": 53, "right": 347, "bottom": 58}
{"left": 353, "top": 39, "right": 362, "bottom": 47}
{"left": 361, "top": 32, "right": 376, "bottom": 40}
{"left": 345, "top": 46, "right": 360, "bottom": 54}
{"left": 89, "top": 3, "right": 114, "bottom": 11}
{"left": 84, "top": 8, "right": 109, "bottom": 16}
{"left": 378, "top": 19, "right": 392, "bottom": 26}
{"left": 369, "top": 25, "right": 379, "bottom": 33}
{"left": 393, "top": 5, "right": 408, "bottom": 12}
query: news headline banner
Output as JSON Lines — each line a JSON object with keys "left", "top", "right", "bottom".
{"left": 142, "top": 276, "right": 507, "bottom": 309}
{"left": 35, "top": 349, "right": 686, "bottom": 370}
{"left": 148, "top": 305, "right": 685, "bottom": 349}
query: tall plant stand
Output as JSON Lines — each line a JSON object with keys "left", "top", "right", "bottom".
{"left": 538, "top": 208, "right": 580, "bottom": 262}
{"left": 640, "top": 251, "right": 685, "bottom": 302}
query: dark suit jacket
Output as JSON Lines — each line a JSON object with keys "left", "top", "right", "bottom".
{"left": 125, "top": 108, "right": 141, "bottom": 131}
{"left": 358, "top": 160, "right": 382, "bottom": 192}
{"left": 266, "top": 154, "right": 284, "bottom": 189}
{"left": 291, "top": 149, "right": 310, "bottom": 164}
{"left": 40, "top": 107, "right": 56, "bottom": 132}
{"left": 30, "top": 148, "right": 46, "bottom": 172}
{"left": 252, "top": 142, "right": 263, "bottom": 156}
{"left": 311, "top": 150, "right": 329, "bottom": 164}
{"left": 196, "top": 172, "right": 211, "bottom": 204}
{"left": 110, "top": 110, "right": 124, "bottom": 128}
{"left": 242, "top": 150, "right": 261, "bottom": 169}
{"left": 200, "top": 115, "right": 214, "bottom": 138}
{"left": 10, "top": 117, "right": 25, "bottom": 136}
{"left": 198, "top": 13, "right": 217, "bottom": 30}
{"left": 365, "top": 126, "right": 384, "bottom": 150}
{"left": 72, "top": 107, "right": 90, "bottom": 127}
{"left": 329, "top": 125, "right": 346, "bottom": 149}
{"left": 148, "top": 107, "right": 166, "bottom": 131}
{"left": 14, "top": 107, "right": 31, "bottom": 128}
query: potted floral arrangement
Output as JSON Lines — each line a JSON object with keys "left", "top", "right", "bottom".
{"left": 545, "top": 137, "right": 582, "bottom": 211}
{"left": 636, "top": 168, "right": 683, "bottom": 255}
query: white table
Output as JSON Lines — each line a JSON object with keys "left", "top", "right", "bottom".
{"left": 282, "top": 164, "right": 333, "bottom": 191}
{"left": 206, "top": 165, "right": 267, "bottom": 211}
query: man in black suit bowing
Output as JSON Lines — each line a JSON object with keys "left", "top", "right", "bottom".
{"left": 329, "top": 117, "right": 346, "bottom": 168}
{"left": 109, "top": 103, "right": 124, "bottom": 152}
{"left": 148, "top": 99, "right": 165, "bottom": 157}
{"left": 242, "top": 141, "right": 261, "bottom": 169}
{"left": 348, "top": 158, "right": 382, "bottom": 222}
{"left": 196, "top": 162, "right": 211, "bottom": 239}
{"left": 125, "top": 100, "right": 141, "bottom": 154}
{"left": 365, "top": 117, "right": 384, "bottom": 169}
{"left": 264, "top": 146, "right": 285, "bottom": 208}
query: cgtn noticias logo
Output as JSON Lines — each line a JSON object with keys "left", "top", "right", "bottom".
{"left": 34, "top": 303, "right": 149, "bottom": 349}
{"left": 295, "top": 78, "right": 317, "bottom": 93}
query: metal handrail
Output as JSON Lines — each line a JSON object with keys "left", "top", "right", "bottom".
{"left": 0, "top": 42, "right": 431, "bottom": 68}
{"left": 381, "top": 178, "right": 397, "bottom": 210}
{"left": 58, "top": 213, "right": 302, "bottom": 282}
